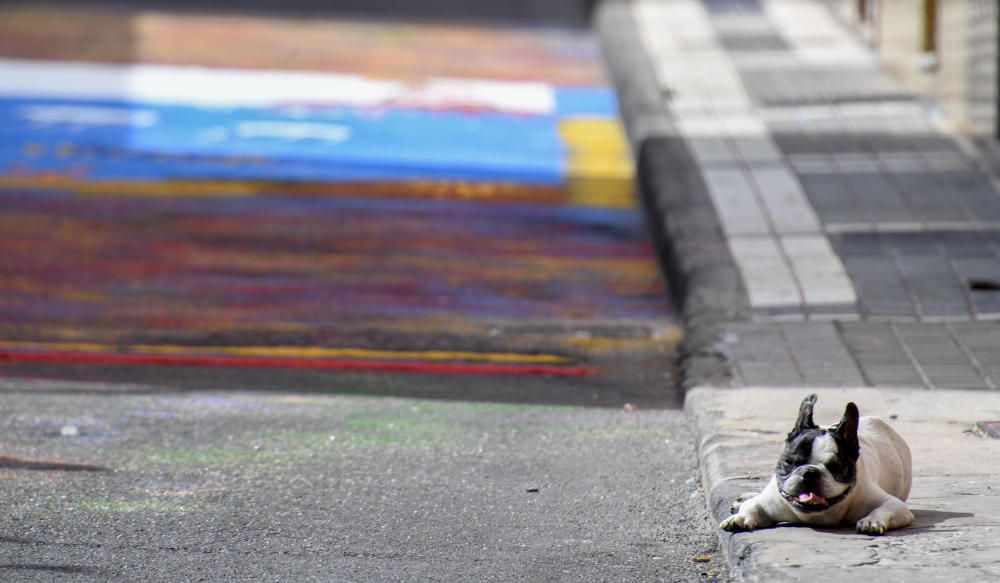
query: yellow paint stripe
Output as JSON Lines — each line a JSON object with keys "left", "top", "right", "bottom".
{"left": 0, "top": 341, "right": 572, "bottom": 365}
{"left": 559, "top": 117, "right": 636, "bottom": 209}
{"left": 0, "top": 177, "right": 265, "bottom": 197}
{"left": 566, "top": 327, "right": 684, "bottom": 353}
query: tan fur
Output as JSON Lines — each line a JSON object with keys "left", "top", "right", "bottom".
{"left": 720, "top": 416, "right": 913, "bottom": 535}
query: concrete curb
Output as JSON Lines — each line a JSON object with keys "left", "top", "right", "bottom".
{"left": 593, "top": 0, "right": 749, "bottom": 389}
{"left": 686, "top": 387, "right": 1000, "bottom": 581}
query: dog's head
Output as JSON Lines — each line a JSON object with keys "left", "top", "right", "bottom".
{"left": 776, "top": 394, "right": 860, "bottom": 513}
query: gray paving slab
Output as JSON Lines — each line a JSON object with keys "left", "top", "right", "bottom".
{"left": 714, "top": 318, "right": 1000, "bottom": 391}
{"left": 771, "top": 131, "right": 823, "bottom": 155}
{"left": 948, "top": 323, "right": 1000, "bottom": 387}
{"left": 847, "top": 172, "right": 919, "bottom": 224}
{"left": 893, "top": 323, "right": 990, "bottom": 389}
{"left": 798, "top": 173, "right": 871, "bottom": 226}
{"left": 950, "top": 173, "right": 1000, "bottom": 221}
{"left": 829, "top": 231, "right": 1000, "bottom": 320}
{"left": 780, "top": 323, "right": 867, "bottom": 386}
{"left": 717, "top": 33, "right": 789, "bottom": 52}
{"left": 842, "top": 257, "right": 916, "bottom": 318}
{"left": 826, "top": 322, "right": 927, "bottom": 387}
{"left": 725, "top": 325, "right": 804, "bottom": 387}
{"left": 894, "top": 254, "right": 972, "bottom": 319}
{"left": 969, "top": 290, "right": 1000, "bottom": 318}
{"left": 724, "top": 322, "right": 869, "bottom": 388}
{"left": 893, "top": 171, "right": 975, "bottom": 224}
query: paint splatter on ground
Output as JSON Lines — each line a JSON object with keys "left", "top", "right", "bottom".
{"left": 0, "top": 3, "right": 678, "bottom": 404}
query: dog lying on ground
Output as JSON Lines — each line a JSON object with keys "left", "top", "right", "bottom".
{"left": 720, "top": 394, "right": 913, "bottom": 535}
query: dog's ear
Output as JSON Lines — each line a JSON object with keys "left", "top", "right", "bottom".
{"left": 787, "top": 393, "right": 818, "bottom": 441}
{"left": 832, "top": 402, "right": 860, "bottom": 460}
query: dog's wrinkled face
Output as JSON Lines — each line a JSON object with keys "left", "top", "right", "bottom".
{"left": 776, "top": 394, "right": 860, "bottom": 513}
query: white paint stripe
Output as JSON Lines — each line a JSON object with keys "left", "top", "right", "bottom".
{"left": 0, "top": 59, "right": 556, "bottom": 115}
{"left": 748, "top": 165, "right": 823, "bottom": 234}
{"left": 724, "top": 116, "right": 783, "bottom": 162}
{"left": 781, "top": 235, "right": 857, "bottom": 305}
{"left": 703, "top": 168, "right": 770, "bottom": 236}
{"left": 730, "top": 236, "right": 803, "bottom": 308}
{"left": 19, "top": 104, "right": 158, "bottom": 127}
{"left": 677, "top": 117, "right": 738, "bottom": 163}
{"left": 763, "top": 0, "right": 869, "bottom": 55}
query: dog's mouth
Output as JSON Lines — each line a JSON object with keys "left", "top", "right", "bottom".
{"left": 785, "top": 491, "right": 829, "bottom": 511}
{"left": 780, "top": 486, "right": 851, "bottom": 513}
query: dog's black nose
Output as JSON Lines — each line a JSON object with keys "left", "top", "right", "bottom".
{"left": 802, "top": 467, "right": 821, "bottom": 480}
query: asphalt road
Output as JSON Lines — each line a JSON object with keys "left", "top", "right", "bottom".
{"left": 0, "top": 389, "right": 725, "bottom": 581}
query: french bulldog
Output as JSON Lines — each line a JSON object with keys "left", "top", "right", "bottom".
{"left": 720, "top": 394, "right": 913, "bottom": 535}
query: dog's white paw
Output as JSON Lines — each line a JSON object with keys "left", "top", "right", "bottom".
{"left": 730, "top": 492, "right": 757, "bottom": 514}
{"left": 856, "top": 517, "right": 888, "bottom": 536}
{"left": 720, "top": 514, "right": 757, "bottom": 532}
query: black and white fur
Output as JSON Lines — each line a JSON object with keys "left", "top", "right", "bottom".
{"left": 720, "top": 394, "right": 913, "bottom": 535}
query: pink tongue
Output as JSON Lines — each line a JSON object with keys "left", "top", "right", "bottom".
{"left": 798, "top": 492, "right": 828, "bottom": 506}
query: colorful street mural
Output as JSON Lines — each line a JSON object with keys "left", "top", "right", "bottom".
{"left": 0, "top": 5, "right": 676, "bottom": 388}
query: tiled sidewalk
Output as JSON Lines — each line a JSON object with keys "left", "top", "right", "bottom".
{"left": 633, "top": 0, "right": 1000, "bottom": 322}
{"left": 601, "top": 0, "right": 1000, "bottom": 389}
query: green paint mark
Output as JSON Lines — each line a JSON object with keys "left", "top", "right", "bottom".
{"left": 135, "top": 398, "right": 596, "bottom": 472}
{"left": 339, "top": 413, "right": 465, "bottom": 446}
{"left": 257, "top": 414, "right": 470, "bottom": 450}
{"left": 145, "top": 447, "right": 261, "bottom": 466}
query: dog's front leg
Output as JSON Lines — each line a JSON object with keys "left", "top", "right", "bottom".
{"left": 720, "top": 478, "right": 788, "bottom": 532}
{"left": 855, "top": 494, "right": 914, "bottom": 535}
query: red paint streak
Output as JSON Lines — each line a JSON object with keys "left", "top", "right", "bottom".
{"left": 0, "top": 350, "right": 598, "bottom": 378}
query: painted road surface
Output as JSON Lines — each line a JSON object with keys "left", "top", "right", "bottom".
{"left": 0, "top": 4, "right": 679, "bottom": 406}
{"left": 0, "top": 6, "right": 726, "bottom": 581}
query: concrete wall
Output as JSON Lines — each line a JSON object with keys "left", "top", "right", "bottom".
{"left": 876, "top": 0, "right": 926, "bottom": 84}
{"left": 930, "top": 0, "right": 996, "bottom": 136}
{"left": 843, "top": 0, "right": 997, "bottom": 137}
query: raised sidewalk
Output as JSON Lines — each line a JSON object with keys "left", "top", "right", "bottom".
{"left": 596, "top": 0, "right": 1000, "bottom": 579}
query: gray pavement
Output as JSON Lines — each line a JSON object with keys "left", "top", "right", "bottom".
{"left": 0, "top": 389, "right": 725, "bottom": 582}
{"left": 595, "top": 0, "right": 1000, "bottom": 580}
